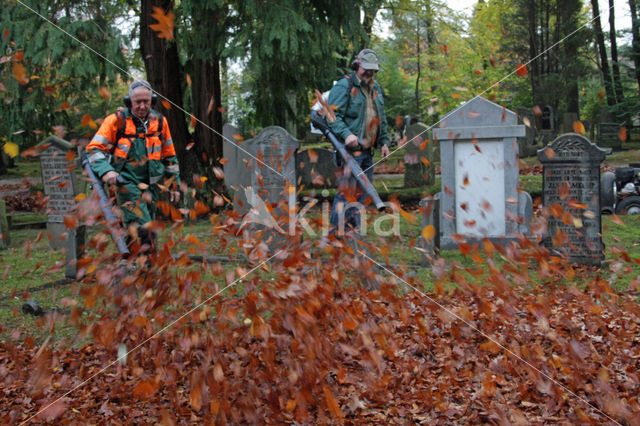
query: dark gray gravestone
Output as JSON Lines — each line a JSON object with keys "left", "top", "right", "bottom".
{"left": 296, "top": 148, "right": 336, "bottom": 188}
{"left": 0, "top": 199, "right": 8, "bottom": 249}
{"left": 597, "top": 122, "right": 622, "bottom": 151}
{"left": 222, "top": 123, "right": 253, "bottom": 214}
{"left": 403, "top": 123, "right": 435, "bottom": 187}
{"left": 239, "top": 127, "right": 299, "bottom": 250}
{"left": 433, "top": 97, "right": 531, "bottom": 250}
{"left": 39, "top": 136, "right": 85, "bottom": 278}
{"left": 538, "top": 133, "right": 607, "bottom": 265}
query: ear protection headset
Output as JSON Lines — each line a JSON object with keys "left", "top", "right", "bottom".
{"left": 123, "top": 80, "right": 158, "bottom": 108}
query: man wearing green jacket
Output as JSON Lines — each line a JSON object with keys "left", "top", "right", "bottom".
{"left": 328, "top": 49, "right": 390, "bottom": 235}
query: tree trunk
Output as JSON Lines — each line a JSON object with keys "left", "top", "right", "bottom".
{"left": 630, "top": 0, "right": 640, "bottom": 89}
{"left": 610, "top": 0, "right": 624, "bottom": 103}
{"left": 191, "top": 59, "right": 223, "bottom": 173}
{"left": 415, "top": 19, "right": 421, "bottom": 114}
{"left": 591, "top": 0, "right": 616, "bottom": 106}
{"left": 140, "top": 0, "right": 193, "bottom": 179}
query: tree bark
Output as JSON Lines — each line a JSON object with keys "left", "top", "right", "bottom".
{"left": 591, "top": 0, "right": 617, "bottom": 106}
{"left": 140, "top": 0, "right": 193, "bottom": 179}
{"left": 630, "top": 0, "right": 640, "bottom": 89}
{"left": 609, "top": 0, "right": 624, "bottom": 103}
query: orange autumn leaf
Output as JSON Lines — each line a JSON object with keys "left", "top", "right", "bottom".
{"left": 149, "top": 6, "right": 175, "bottom": 40}
{"left": 420, "top": 157, "right": 431, "bottom": 167}
{"left": 186, "top": 74, "right": 192, "bottom": 85}
{"left": 161, "top": 100, "right": 171, "bottom": 110}
{"left": 14, "top": 51, "right": 24, "bottom": 61}
{"left": 81, "top": 114, "right": 97, "bottom": 129}
{"left": 233, "top": 133, "right": 244, "bottom": 142}
{"left": 63, "top": 215, "right": 78, "bottom": 230}
{"left": 190, "top": 115, "right": 197, "bottom": 128}
{"left": 533, "top": 105, "right": 542, "bottom": 116}
{"left": 422, "top": 225, "right": 436, "bottom": 241}
{"left": 207, "top": 97, "right": 215, "bottom": 115}
{"left": 98, "top": 86, "right": 111, "bottom": 99}
{"left": 217, "top": 106, "right": 226, "bottom": 113}
{"left": 186, "top": 234, "right": 200, "bottom": 245}
{"left": 474, "top": 69, "right": 483, "bottom": 75}
{"left": 573, "top": 121, "right": 585, "bottom": 135}
{"left": 400, "top": 208, "right": 416, "bottom": 224}
{"left": 213, "top": 166, "right": 224, "bottom": 180}
{"left": 323, "top": 385, "right": 343, "bottom": 419}
{"left": 3, "top": 28, "right": 8, "bottom": 39}
{"left": 133, "top": 379, "right": 159, "bottom": 399}
{"left": 61, "top": 102, "right": 71, "bottom": 110}
{"left": 515, "top": 64, "right": 528, "bottom": 77}
{"left": 12, "top": 61, "right": 29, "bottom": 85}
{"left": 219, "top": 157, "right": 228, "bottom": 165}
{"left": 619, "top": 127, "right": 627, "bottom": 142}
{"left": 308, "top": 149, "right": 318, "bottom": 163}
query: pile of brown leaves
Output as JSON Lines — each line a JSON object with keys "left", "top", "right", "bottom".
{"left": 1, "top": 220, "right": 639, "bottom": 423}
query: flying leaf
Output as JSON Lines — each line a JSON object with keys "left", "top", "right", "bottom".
{"left": 3, "top": 28, "right": 8, "bottom": 39}
{"left": 98, "top": 86, "right": 111, "bottom": 99}
{"left": 149, "top": 6, "right": 175, "bottom": 40}
{"left": 619, "top": 127, "right": 627, "bottom": 142}
{"left": 14, "top": 51, "right": 24, "bottom": 61}
{"left": 190, "top": 115, "right": 197, "bottom": 128}
{"left": 422, "top": 225, "right": 436, "bottom": 241}
{"left": 323, "top": 385, "right": 343, "bottom": 419}
{"left": 3, "top": 142, "right": 19, "bottom": 158}
{"left": 12, "top": 61, "right": 29, "bottom": 85}
{"left": 572, "top": 121, "right": 585, "bottom": 135}
{"left": 533, "top": 106, "right": 542, "bottom": 116}
{"left": 474, "top": 69, "right": 483, "bottom": 75}
{"left": 213, "top": 167, "right": 224, "bottom": 180}
{"left": 207, "top": 97, "right": 215, "bottom": 115}
{"left": 81, "top": 114, "right": 97, "bottom": 129}
{"left": 515, "top": 64, "right": 528, "bottom": 77}
{"left": 61, "top": 102, "right": 70, "bottom": 110}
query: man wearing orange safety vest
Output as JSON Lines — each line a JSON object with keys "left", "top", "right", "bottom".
{"left": 86, "top": 80, "right": 181, "bottom": 252}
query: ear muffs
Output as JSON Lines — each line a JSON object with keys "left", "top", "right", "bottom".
{"left": 123, "top": 94, "right": 158, "bottom": 108}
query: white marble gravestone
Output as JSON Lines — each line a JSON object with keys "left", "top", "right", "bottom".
{"left": 433, "top": 97, "right": 532, "bottom": 250}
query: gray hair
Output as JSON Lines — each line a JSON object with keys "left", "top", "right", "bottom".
{"left": 128, "top": 80, "right": 152, "bottom": 97}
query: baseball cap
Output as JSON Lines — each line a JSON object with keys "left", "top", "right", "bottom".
{"left": 357, "top": 49, "right": 379, "bottom": 71}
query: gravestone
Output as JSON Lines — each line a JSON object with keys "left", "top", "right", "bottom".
{"left": 0, "top": 199, "right": 8, "bottom": 249}
{"left": 222, "top": 123, "right": 253, "bottom": 213}
{"left": 538, "top": 133, "right": 607, "bottom": 265}
{"left": 239, "top": 127, "right": 299, "bottom": 250}
{"left": 433, "top": 96, "right": 531, "bottom": 250}
{"left": 39, "top": 136, "right": 85, "bottom": 278}
{"left": 296, "top": 148, "right": 336, "bottom": 188}
{"left": 403, "top": 123, "right": 435, "bottom": 187}
{"left": 597, "top": 122, "right": 622, "bottom": 151}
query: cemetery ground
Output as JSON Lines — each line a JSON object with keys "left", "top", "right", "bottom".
{"left": 1, "top": 155, "right": 640, "bottom": 422}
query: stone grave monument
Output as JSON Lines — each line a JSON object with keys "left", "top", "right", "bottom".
{"left": 597, "top": 122, "right": 622, "bottom": 151}
{"left": 432, "top": 96, "right": 532, "bottom": 250}
{"left": 403, "top": 122, "right": 435, "bottom": 188}
{"left": 538, "top": 133, "right": 608, "bottom": 265}
{"left": 222, "top": 123, "right": 252, "bottom": 214}
{"left": 39, "top": 136, "right": 85, "bottom": 278}
{"left": 238, "top": 126, "right": 299, "bottom": 250}
{"left": 296, "top": 148, "right": 336, "bottom": 188}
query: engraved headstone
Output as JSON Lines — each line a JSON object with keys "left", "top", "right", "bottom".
{"left": 597, "top": 122, "right": 622, "bottom": 151}
{"left": 240, "top": 127, "right": 299, "bottom": 250}
{"left": 39, "top": 136, "right": 85, "bottom": 278}
{"left": 296, "top": 148, "right": 336, "bottom": 188}
{"left": 433, "top": 97, "right": 531, "bottom": 250}
{"left": 538, "top": 133, "right": 607, "bottom": 265}
{"left": 403, "top": 123, "right": 435, "bottom": 187}
{"left": 222, "top": 123, "right": 253, "bottom": 214}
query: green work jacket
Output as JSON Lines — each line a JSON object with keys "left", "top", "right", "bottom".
{"left": 327, "top": 71, "right": 389, "bottom": 148}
